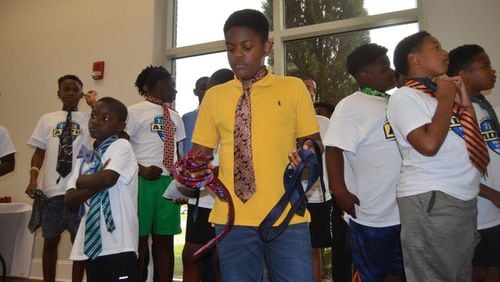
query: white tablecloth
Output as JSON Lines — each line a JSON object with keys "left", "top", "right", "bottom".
{"left": 0, "top": 202, "right": 34, "bottom": 277}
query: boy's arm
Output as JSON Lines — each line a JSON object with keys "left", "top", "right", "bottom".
{"left": 289, "top": 132, "right": 324, "bottom": 169}
{"left": 26, "top": 148, "right": 45, "bottom": 198}
{"left": 64, "top": 170, "right": 120, "bottom": 209}
{"left": 325, "top": 146, "right": 359, "bottom": 218}
{"left": 0, "top": 153, "right": 15, "bottom": 177}
{"left": 406, "top": 78, "right": 456, "bottom": 156}
{"left": 479, "top": 183, "right": 500, "bottom": 209}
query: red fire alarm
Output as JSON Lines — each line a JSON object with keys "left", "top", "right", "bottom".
{"left": 92, "top": 61, "right": 105, "bottom": 80}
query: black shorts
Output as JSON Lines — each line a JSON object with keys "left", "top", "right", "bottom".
{"left": 185, "top": 204, "right": 215, "bottom": 244}
{"left": 473, "top": 224, "right": 500, "bottom": 267}
{"left": 307, "top": 199, "right": 333, "bottom": 248}
{"left": 41, "top": 195, "right": 80, "bottom": 239}
{"left": 86, "top": 251, "right": 137, "bottom": 282}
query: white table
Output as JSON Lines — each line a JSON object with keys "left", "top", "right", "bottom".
{"left": 0, "top": 202, "right": 34, "bottom": 277}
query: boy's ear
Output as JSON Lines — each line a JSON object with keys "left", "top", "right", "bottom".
{"left": 57, "top": 90, "right": 62, "bottom": 99}
{"left": 264, "top": 41, "right": 273, "bottom": 56}
{"left": 117, "top": 121, "right": 126, "bottom": 132}
{"left": 458, "top": 69, "right": 469, "bottom": 83}
{"left": 408, "top": 53, "right": 419, "bottom": 67}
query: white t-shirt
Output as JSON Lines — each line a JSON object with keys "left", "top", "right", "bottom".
{"left": 127, "top": 101, "right": 186, "bottom": 175}
{"left": 306, "top": 115, "right": 332, "bottom": 203}
{"left": 473, "top": 103, "right": 500, "bottom": 229}
{"left": 387, "top": 87, "right": 480, "bottom": 201}
{"left": 67, "top": 139, "right": 138, "bottom": 260}
{"left": 28, "top": 111, "right": 91, "bottom": 198}
{"left": 324, "top": 91, "right": 401, "bottom": 227}
{"left": 0, "top": 125, "right": 16, "bottom": 158}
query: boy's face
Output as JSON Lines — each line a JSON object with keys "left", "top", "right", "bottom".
{"left": 89, "top": 101, "right": 125, "bottom": 141}
{"left": 225, "top": 27, "right": 272, "bottom": 80}
{"left": 303, "top": 79, "right": 317, "bottom": 101}
{"left": 57, "top": 79, "right": 83, "bottom": 109}
{"left": 412, "top": 36, "right": 449, "bottom": 77}
{"left": 463, "top": 52, "right": 496, "bottom": 92}
{"left": 158, "top": 78, "right": 177, "bottom": 103}
{"left": 363, "top": 55, "right": 396, "bottom": 92}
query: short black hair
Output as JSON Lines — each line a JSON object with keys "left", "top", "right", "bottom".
{"left": 314, "top": 101, "right": 335, "bottom": 115}
{"left": 346, "top": 43, "right": 388, "bottom": 77}
{"left": 195, "top": 76, "right": 209, "bottom": 92}
{"left": 58, "top": 74, "right": 83, "bottom": 89}
{"left": 223, "top": 9, "right": 269, "bottom": 42}
{"left": 135, "top": 65, "right": 168, "bottom": 96}
{"left": 448, "top": 44, "right": 485, "bottom": 76}
{"left": 208, "top": 68, "right": 234, "bottom": 88}
{"left": 394, "top": 31, "right": 431, "bottom": 76}
{"left": 97, "top": 97, "right": 128, "bottom": 122}
{"left": 145, "top": 68, "right": 172, "bottom": 93}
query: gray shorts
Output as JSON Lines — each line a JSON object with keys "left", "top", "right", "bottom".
{"left": 41, "top": 195, "right": 81, "bottom": 239}
{"left": 397, "top": 191, "right": 479, "bottom": 282}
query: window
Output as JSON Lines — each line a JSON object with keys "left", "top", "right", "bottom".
{"left": 168, "top": 0, "right": 419, "bottom": 115}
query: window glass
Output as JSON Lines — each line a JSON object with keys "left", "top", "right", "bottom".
{"left": 284, "top": 23, "right": 419, "bottom": 105}
{"left": 175, "top": 0, "right": 266, "bottom": 47}
{"left": 173, "top": 52, "right": 231, "bottom": 116}
{"left": 284, "top": 0, "right": 416, "bottom": 28}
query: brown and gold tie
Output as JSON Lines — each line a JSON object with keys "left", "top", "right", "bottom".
{"left": 233, "top": 67, "right": 267, "bottom": 202}
{"left": 405, "top": 78, "right": 490, "bottom": 174}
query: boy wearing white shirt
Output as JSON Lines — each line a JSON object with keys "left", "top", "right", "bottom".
{"left": 128, "top": 66, "right": 186, "bottom": 281}
{"left": 26, "top": 75, "right": 94, "bottom": 282}
{"left": 448, "top": 44, "right": 500, "bottom": 282}
{"left": 388, "top": 31, "right": 484, "bottom": 281}
{"left": 65, "top": 97, "right": 138, "bottom": 282}
{"left": 325, "top": 43, "right": 404, "bottom": 282}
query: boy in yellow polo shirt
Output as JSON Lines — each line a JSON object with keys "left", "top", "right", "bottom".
{"left": 188, "top": 9, "right": 321, "bottom": 282}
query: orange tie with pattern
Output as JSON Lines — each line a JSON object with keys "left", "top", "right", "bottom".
{"left": 405, "top": 78, "right": 490, "bottom": 174}
{"left": 146, "top": 96, "right": 175, "bottom": 172}
{"left": 233, "top": 67, "right": 268, "bottom": 202}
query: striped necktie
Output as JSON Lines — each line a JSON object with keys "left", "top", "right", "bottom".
{"left": 405, "top": 78, "right": 490, "bottom": 174}
{"left": 83, "top": 135, "right": 118, "bottom": 259}
{"left": 233, "top": 67, "right": 267, "bottom": 202}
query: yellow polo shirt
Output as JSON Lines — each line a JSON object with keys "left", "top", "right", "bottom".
{"left": 192, "top": 71, "right": 319, "bottom": 226}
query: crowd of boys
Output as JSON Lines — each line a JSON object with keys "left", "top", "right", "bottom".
{"left": 0, "top": 8, "right": 498, "bottom": 282}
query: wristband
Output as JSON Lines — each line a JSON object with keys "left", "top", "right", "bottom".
{"left": 30, "top": 167, "right": 40, "bottom": 174}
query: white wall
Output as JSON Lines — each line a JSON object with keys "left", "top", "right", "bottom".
{"left": 0, "top": 0, "right": 499, "bottom": 280}
{"left": 0, "top": 0, "right": 164, "bottom": 280}
{"left": 421, "top": 0, "right": 500, "bottom": 105}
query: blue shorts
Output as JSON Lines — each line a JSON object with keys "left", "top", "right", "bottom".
{"left": 349, "top": 220, "right": 405, "bottom": 281}
{"left": 41, "top": 195, "right": 81, "bottom": 239}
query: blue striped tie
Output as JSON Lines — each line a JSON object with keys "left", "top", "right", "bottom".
{"left": 83, "top": 135, "right": 118, "bottom": 259}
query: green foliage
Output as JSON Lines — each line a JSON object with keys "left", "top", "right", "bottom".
{"left": 263, "top": 0, "right": 371, "bottom": 105}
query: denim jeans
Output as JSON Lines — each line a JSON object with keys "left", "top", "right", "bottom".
{"left": 215, "top": 223, "right": 313, "bottom": 282}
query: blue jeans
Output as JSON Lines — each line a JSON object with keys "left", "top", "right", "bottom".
{"left": 215, "top": 223, "right": 313, "bottom": 282}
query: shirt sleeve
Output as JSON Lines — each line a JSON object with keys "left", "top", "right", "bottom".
{"left": 66, "top": 159, "right": 82, "bottom": 191}
{"left": 192, "top": 92, "right": 218, "bottom": 149}
{"left": 27, "top": 115, "right": 49, "bottom": 150}
{"left": 324, "top": 114, "right": 361, "bottom": 153}
{"left": 295, "top": 82, "right": 320, "bottom": 138}
{"left": 387, "top": 88, "right": 432, "bottom": 139}
{"left": 0, "top": 127, "right": 16, "bottom": 158}
{"left": 103, "top": 140, "right": 138, "bottom": 184}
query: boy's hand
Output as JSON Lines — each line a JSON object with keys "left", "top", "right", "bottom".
{"left": 172, "top": 198, "right": 188, "bottom": 205}
{"left": 434, "top": 76, "right": 457, "bottom": 103}
{"left": 139, "top": 165, "right": 163, "bottom": 180}
{"left": 25, "top": 181, "right": 37, "bottom": 199}
{"left": 84, "top": 90, "right": 98, "bottom": 107}
{"left": 449, "top": 76, "right": 472, "bottom": 107}
{"left": 288, "top": 139, "right": 317, "bottom": 170}
{"left": 335, "top": 190, "right": 360, "bottom": 218}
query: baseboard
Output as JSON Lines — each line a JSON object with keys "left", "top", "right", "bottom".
{"left": 29, "top": 258, "right": 73, "bottom": 282}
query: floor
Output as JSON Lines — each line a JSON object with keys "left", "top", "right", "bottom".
{"left": 4, "top": 278, "right": 42, "bottom": 282}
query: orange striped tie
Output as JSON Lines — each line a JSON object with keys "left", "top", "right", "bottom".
{"left": 405, "top": 78, "right": 490, "bottom": 174}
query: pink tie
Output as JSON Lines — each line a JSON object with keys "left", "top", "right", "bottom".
{"left": 146, "top": 96, "right": 175, "bottom": 172}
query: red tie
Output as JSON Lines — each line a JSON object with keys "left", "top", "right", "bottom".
{"left": 405, "top": 78, "right": 490, "bottom": 174}
{"left": 145, "top": 96, "right": 175, "bottom": 172}
{"left": 233, "top": 67, "right": 267, "bottom": 202}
